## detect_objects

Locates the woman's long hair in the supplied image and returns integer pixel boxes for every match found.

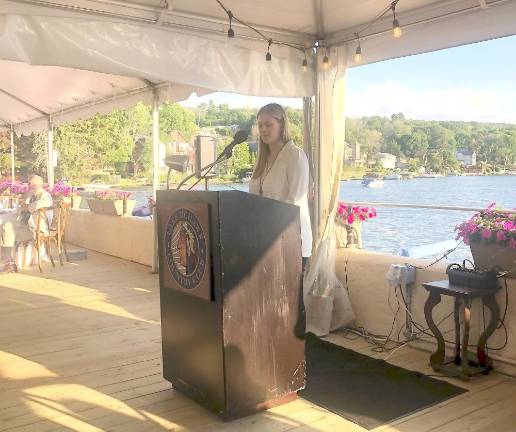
[252,103,291,179]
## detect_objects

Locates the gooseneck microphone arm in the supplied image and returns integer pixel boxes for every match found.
[176,153,229,190]
[175,130,249,191]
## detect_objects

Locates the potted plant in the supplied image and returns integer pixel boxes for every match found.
[335,202,377,248]
[104,191,135,216]
[51,181,82,209]
[0,181,28,208]
[87,190,135,216]
[87,190,107,214]
[455,203,516,275]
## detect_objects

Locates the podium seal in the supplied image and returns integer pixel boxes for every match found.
[165,208,207,290]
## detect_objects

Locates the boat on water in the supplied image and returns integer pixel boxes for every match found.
[417,173,445,178]
[362,178,384,188]
[384,173,402,180]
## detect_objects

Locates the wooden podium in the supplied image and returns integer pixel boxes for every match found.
[156,190,306,419]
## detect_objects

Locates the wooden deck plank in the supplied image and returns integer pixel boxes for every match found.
[1,250,515,432]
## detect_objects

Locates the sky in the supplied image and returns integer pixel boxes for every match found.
[180,34,516,124]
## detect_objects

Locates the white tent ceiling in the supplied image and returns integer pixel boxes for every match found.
[0,59,210,134]
[1,0,515,134]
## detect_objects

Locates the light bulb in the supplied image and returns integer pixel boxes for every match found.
[322,55,330,70]
[265,39,272,62]
[393,18,402,38]
[354,46,362,63]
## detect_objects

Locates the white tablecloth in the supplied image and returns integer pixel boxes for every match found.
[0,209,18,225]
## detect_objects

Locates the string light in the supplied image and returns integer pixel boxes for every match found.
[217,0,310,68]
[217,0,403,69]
[353,33,362,63]
[227,10,234,38]
[350,1,403,65]
[322,48,330,70]
[391,1,402,38]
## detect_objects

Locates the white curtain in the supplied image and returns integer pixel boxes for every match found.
[304,45,355,336]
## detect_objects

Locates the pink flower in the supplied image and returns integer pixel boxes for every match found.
[347,214,355,224]
[352,206,359,214]
[496,231,507,242]
[503,221,515,231]
[481,229,492,239]
[358,214,365,221]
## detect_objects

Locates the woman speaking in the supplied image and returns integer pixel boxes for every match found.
[249,103,312,270]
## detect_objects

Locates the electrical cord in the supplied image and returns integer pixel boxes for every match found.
[339,240,508,359]
[397,281,508,350]
[406,240,463,271]
[485,276,509,351]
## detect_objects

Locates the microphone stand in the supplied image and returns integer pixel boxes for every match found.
[176,151,230,191]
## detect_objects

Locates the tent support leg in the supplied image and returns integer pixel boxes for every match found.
[151,91,160,274]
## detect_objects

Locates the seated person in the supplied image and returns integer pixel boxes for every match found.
[0,175,53,261]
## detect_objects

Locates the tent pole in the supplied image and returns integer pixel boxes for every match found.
[302,97,316,240]
[47,119,55,187]
[151,90,160,274]
[10,127,15,182]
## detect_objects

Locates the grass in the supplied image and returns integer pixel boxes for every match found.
[341,167,366,180]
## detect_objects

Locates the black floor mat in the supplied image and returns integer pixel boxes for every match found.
[300,334,467,430]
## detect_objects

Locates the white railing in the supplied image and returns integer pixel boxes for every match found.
[343,201,514,213]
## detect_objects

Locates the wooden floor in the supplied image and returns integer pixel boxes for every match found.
[1,251,515,432]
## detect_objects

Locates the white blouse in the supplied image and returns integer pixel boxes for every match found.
[249,141,313,258]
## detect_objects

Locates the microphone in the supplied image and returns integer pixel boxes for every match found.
[176,129,249,190]
[218,129,249,160]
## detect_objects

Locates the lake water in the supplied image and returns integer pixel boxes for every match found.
[128,175,515,261]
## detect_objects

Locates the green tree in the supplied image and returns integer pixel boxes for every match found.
[160,102,198,143]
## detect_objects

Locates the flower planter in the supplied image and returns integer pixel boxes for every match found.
[0,195,18,209]
[470,241,516,277]
[102,199,136,216]
[335,202,376,249]
[335,219,362,248]
[87,198,105,214]
[71,195,82,210]
[87,198,135,216]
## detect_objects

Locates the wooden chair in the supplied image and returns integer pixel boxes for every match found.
[30,201,70,272]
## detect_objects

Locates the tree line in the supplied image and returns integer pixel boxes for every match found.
[1,103,514,183]
[346,113,516,172]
